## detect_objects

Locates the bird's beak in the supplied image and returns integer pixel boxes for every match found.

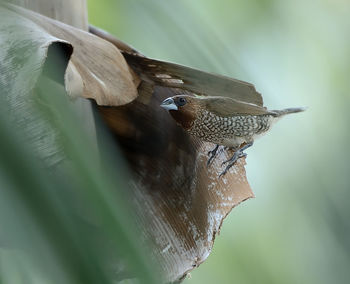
[160,98,178,111]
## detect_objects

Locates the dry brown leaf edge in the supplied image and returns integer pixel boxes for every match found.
[0,4,255,282]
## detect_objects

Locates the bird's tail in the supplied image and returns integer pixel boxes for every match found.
[272,107,306,117]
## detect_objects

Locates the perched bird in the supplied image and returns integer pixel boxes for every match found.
[160,95,304,176]
[120,51,304,176]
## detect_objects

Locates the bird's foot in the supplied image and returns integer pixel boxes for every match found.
[219,142,253,177]
[219,152,247,177]
[207,144,220,167]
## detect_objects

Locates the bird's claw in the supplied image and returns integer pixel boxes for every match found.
[207,144,219,167]
[219,151,247,177]
[219,169,228,178]
[207,156,214,167]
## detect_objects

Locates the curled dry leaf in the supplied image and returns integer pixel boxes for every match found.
[98,85,254,283]
[2,3,138,106]
[122,52,263,106]
[94,30,255,282]
[89,25,141,56]
[89,25,142,88]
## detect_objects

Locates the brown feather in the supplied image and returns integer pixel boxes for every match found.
[168,97,198,129]
[198,96,275,117]
[169,110,195,130]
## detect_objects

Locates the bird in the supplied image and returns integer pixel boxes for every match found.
[160,95,305,176]
[119,51,305,176]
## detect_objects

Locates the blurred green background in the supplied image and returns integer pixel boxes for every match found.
[87,0,350,283]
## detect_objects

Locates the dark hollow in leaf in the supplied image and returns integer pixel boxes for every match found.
[42,42,73,85]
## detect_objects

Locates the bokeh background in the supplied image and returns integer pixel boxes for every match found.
[87,0,350,283]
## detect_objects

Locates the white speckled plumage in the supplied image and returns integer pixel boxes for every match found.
[160,95,304,150]
[188,109,273,148]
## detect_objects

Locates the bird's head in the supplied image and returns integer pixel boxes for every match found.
[160,95,201,129]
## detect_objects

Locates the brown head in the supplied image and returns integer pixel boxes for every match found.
[160,95,202,130]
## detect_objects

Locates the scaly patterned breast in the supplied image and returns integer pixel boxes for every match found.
[188,110,272,144]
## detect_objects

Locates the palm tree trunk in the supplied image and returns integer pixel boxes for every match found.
[8,0,88,30]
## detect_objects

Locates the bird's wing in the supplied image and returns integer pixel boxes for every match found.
[123,52,264,106]
[202,96,275,117]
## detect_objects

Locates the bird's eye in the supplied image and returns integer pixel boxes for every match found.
[178,97,187,106]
